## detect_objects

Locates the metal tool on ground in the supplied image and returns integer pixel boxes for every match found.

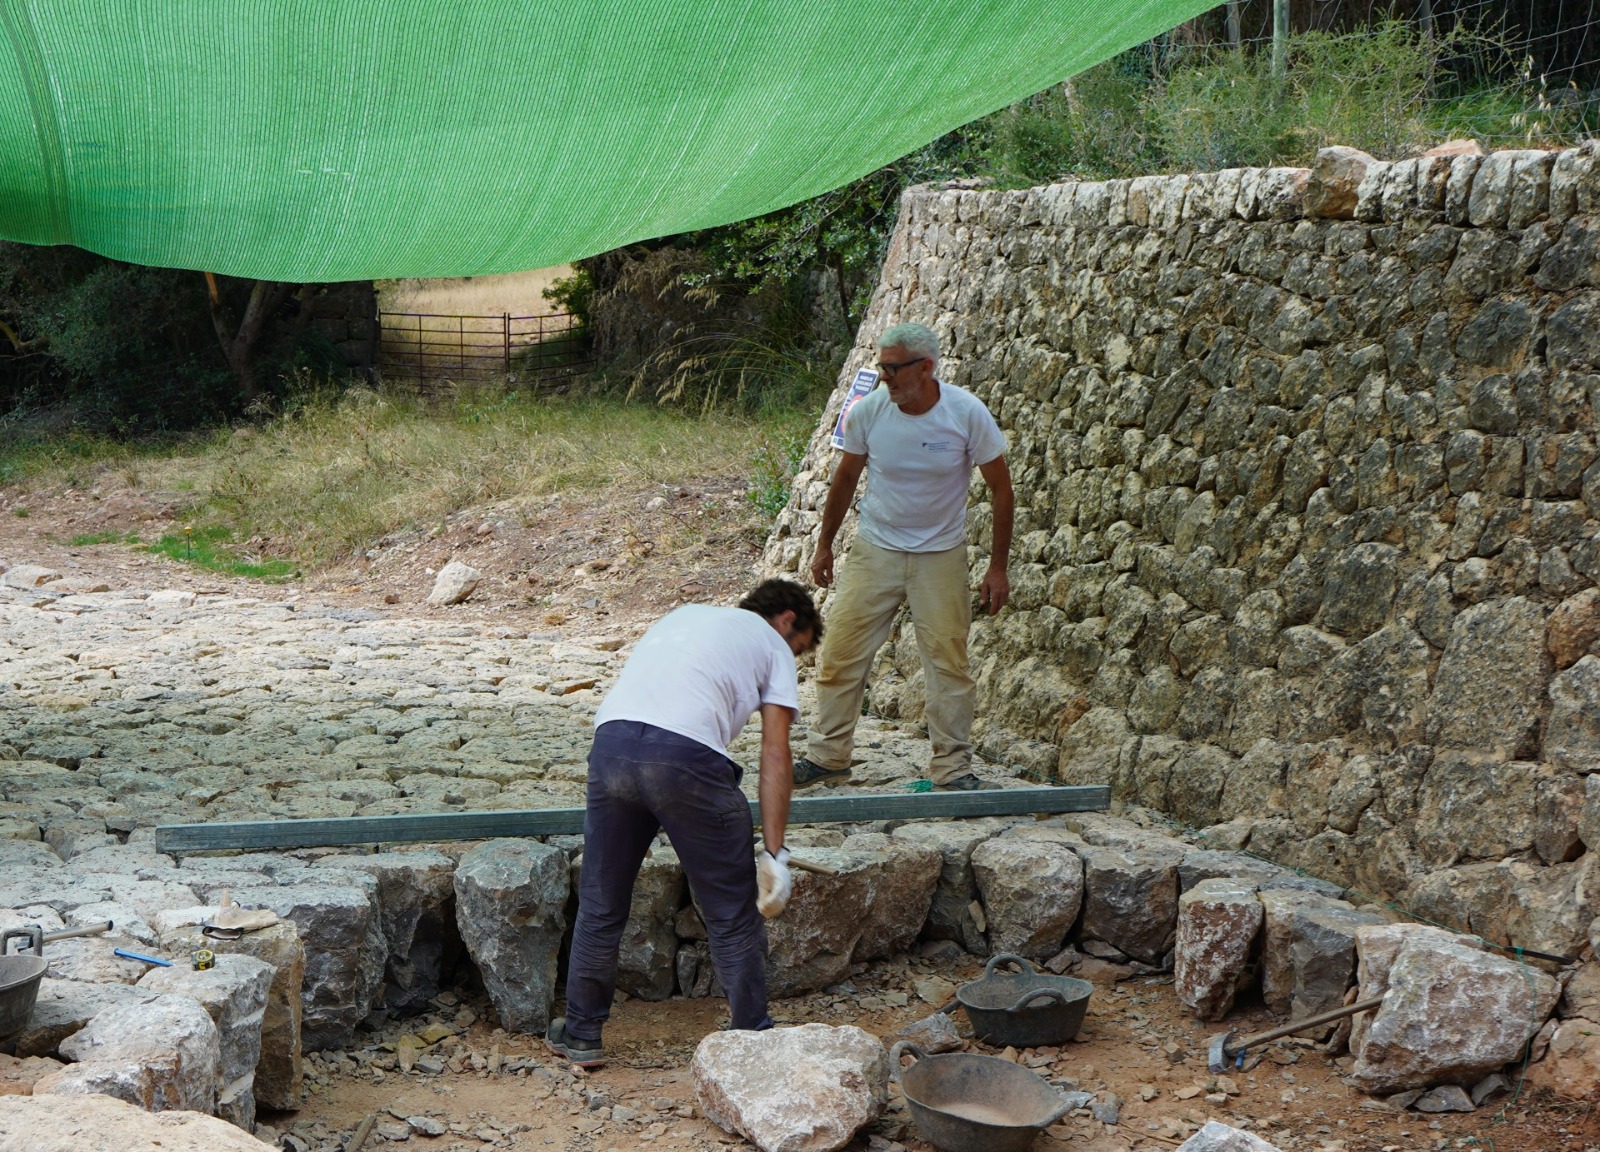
[114,948,173,967]
[193,949,216,971]
[956,953,1094,1048]
[889,1040,1075,1152]
[1207,996,1385,1073]
[36,921,114,943]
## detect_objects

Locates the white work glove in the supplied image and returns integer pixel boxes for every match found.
[757,848,792,920]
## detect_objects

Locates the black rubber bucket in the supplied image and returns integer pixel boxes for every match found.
[955,952,1093,1049]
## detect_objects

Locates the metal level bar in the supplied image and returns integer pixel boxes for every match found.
[154,785,1110,854]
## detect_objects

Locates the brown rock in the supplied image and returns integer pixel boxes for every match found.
[1421,139,1486,158]
[1527,1017,1600,1098]
[1175,879,1262,1021]
[1548,588,1600,670]
[1305,146,1378,220]
[0,1054,64,1096]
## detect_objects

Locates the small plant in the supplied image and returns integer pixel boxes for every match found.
[10,506,28,517]
[747,431,807,521]
[144,524,295,580]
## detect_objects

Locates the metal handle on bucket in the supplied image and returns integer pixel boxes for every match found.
[887,1040,925,1085]
[1006,986,1072,1014]
[0,928,42,958]
[982,952,1039,978]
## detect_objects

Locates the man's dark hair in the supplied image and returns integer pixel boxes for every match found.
[738,578,823,643]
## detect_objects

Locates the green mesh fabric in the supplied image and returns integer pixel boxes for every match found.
[0,1,1206,280]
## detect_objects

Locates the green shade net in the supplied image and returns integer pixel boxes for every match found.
[0,1,1207,281]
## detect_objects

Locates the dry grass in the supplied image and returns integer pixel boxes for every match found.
[111,387,811,567]
[375,268,572,319]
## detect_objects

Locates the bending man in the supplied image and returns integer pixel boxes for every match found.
[795,322,1012,793]
[547,578,820,1067]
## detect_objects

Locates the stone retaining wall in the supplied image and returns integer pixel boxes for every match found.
[763,145,1600,958]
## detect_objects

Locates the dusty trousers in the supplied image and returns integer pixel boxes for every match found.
[805,537,974,785]
[564,720,771,1041]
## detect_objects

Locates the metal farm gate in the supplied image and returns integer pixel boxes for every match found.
[377,311,592,385]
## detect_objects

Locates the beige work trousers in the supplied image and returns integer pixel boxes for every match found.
[806,538,974,785]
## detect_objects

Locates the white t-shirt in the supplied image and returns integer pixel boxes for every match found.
[843,381,1007,553]
[592,604,799,755]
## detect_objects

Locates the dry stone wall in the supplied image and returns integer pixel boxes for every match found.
[764,145,1600,958]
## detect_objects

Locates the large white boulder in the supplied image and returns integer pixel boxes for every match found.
[36,994,221,1114]
[1349,926,1559,1091]
[693,1024,888,1152]
[426,560,482,605]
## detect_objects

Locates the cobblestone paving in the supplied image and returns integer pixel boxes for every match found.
[0,580,985,850]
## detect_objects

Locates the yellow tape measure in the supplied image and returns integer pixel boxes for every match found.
[193,949,215,971]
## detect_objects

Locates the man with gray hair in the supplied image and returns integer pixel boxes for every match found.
[795,321,1013,791]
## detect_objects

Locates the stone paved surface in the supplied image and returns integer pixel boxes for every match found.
[0,578,1011,849]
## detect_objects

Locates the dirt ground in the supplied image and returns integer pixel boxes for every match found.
[3,477,1600,1152]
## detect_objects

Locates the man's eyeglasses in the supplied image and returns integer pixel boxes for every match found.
[876,356,927,377]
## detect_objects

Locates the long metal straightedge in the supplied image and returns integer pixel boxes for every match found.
[154,785,1111,854]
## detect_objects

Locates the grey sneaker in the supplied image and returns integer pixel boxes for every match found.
[545,1017,604,1068]
[935,773,1001,792]
[793,757,853,790]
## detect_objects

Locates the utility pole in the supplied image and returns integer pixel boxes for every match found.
[1272,0,1289,88]
[1226,0,1241,49]
[1418,0,1435,41]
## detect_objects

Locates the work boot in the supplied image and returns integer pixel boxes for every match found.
[793,757,853,790]
[545,1018,604,1068]
[935,773,1001,792]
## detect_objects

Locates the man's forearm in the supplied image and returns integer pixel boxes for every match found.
[989,487,1014,571]
[759,741,790,855]
[817,476,854,550]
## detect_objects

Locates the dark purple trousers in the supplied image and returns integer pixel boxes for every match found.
[563,720,771,1041]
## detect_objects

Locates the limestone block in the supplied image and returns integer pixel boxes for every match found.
[1175,879,1261,1021]
[1547,590,1600,670]
[138,955,273,1087]
[425,560,482,605]
[453,838,568,1033]
[316,849,458,1010]
[764,841,939,997]
[7,978,158,1059]
[1176,1122,1285,1151]
[1288,906,1386,1018]
[838,834,942,962]
[1259,889,1348,1015]
[1535,775,1586,864]
[1429,597,1549,758]
[1549,656,1600,773]
[157,920,303,1110]
[1467,150,1524,228]
[1350,929,1557,1091]
[1549,148,1590,223]
[970,837,1083,962]
[43,994,220,1114]
[231,882,381,1050]
[571,844,683,1001]
[693,1024,888,1152]
[891,819,1004,953]
[1508,150,1556,230]
[0,1093,278,1151]
[1078,845,1179,965]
